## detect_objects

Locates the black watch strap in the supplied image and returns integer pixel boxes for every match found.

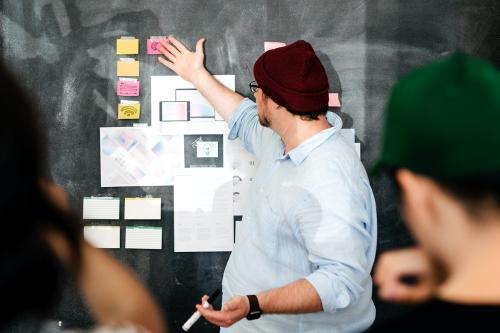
[246,295,262,320]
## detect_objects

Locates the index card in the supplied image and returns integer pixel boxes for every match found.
[124,197,162,220]
[83,197,120,220]
[84,226,120,248]
[125,226,162,249]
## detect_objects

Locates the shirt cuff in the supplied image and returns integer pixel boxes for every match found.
[305,270,351,314]
[228,98,257,140]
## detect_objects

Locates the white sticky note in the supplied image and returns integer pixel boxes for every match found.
[83,197,120,220]
[84,226,120,249]
[125,227,162,249]
[196,141,218,158]
[354,143,361,158]
[340,128,355,144]
[124,198,162,220]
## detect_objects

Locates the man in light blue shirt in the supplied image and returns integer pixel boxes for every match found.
[159,37,377,333]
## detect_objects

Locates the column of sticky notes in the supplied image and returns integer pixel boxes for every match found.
[116,37,141,120]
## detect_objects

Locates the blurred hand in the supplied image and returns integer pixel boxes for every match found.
[196,294,249,328]
[158,36,206,83]
[374,247,443,303]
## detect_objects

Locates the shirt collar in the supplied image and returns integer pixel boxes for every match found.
[278,112,343,166]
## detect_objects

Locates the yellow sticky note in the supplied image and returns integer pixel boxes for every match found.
[117,59,140,77]
[117,38,139,55]
[118,102,141,119]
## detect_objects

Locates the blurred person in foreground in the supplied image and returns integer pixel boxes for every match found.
[0,63,167,333]
[371,53,500,332]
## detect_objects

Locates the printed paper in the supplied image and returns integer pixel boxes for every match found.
[100,127,184,187]
[174,169,234,252]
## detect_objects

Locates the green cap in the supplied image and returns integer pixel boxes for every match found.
[372,53,500,181]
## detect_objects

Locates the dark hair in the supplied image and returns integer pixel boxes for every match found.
[439,179,500,218]
[286,108,328,121]
[389,169,500,219]
[0,63,82,327]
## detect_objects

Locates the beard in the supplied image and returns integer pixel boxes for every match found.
[258,113,270,127]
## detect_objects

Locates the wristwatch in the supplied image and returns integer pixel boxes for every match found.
[246,295,262,320]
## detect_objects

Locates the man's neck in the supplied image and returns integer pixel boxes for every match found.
[437,220,500,304]
[274,116,332,154]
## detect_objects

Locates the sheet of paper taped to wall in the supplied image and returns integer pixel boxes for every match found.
[174,168,234,252]
[100,127,184,187]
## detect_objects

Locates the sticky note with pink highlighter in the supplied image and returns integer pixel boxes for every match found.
[264,41,286,52]
[147,36,168,55]
[328,93,341,107]
[117,78,140,97]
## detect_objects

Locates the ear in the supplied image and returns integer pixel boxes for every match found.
[263,93,280,111]
[396,169,433,222]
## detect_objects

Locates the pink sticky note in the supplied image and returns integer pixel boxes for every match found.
[147,37,168,55]
[117,79,140,97]
[328,93,341,107]
[264,41,286,52]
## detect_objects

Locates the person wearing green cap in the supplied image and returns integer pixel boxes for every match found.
[371,53,500,332]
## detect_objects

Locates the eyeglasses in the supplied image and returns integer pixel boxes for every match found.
[249,81,260,93]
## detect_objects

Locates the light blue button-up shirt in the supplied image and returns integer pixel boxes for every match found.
[221,98,377,333]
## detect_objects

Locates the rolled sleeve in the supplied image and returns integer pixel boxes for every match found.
[294,176,376,313]
[228,98,274,158]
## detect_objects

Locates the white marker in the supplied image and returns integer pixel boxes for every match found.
[182,289,221,331]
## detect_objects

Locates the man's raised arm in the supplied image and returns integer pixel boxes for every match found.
[158,36,244,122]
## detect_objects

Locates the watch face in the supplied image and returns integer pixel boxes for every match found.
[247,311,261,320]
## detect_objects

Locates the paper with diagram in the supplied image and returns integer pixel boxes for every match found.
[151,75,234,135]
[100,127,184,187]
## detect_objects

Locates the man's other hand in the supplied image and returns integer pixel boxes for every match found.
[197,295,250,328]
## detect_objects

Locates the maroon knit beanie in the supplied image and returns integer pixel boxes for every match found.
[253,40,329,113]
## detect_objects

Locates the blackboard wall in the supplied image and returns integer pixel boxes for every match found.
[1,1,499,332]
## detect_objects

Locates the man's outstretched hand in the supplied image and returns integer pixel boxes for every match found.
[158,36,207,83]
